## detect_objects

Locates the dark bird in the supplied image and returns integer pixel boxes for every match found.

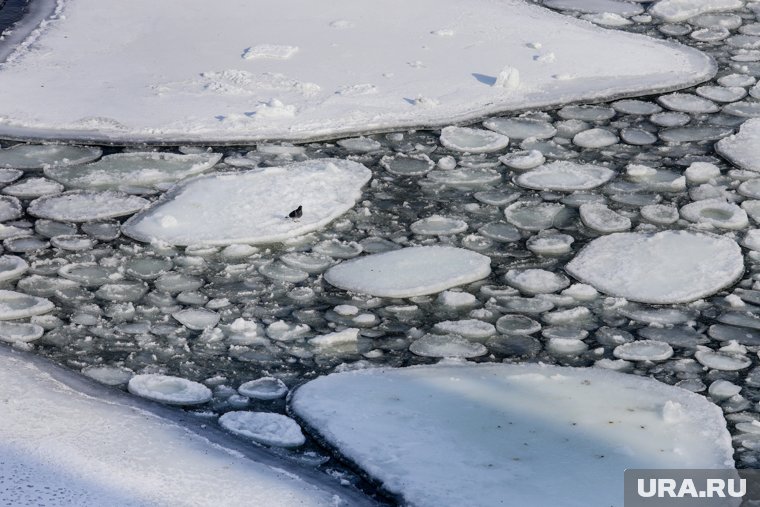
[288,205,303,219]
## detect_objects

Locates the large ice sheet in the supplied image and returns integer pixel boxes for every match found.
[291,363,734,507]
[566,231,743,304]
[123,159,371,246]
[0,347,375,506]
[0,0,714,143]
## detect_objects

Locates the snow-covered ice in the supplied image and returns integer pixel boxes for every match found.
[680,199,749,230]
[408,334,488,358]
[128,374,212,406]
[324,246,491,298]
[0,255,28,282]
[650,0,744,22]
[716,118,760,172]
[219,412,305,448]
[0,290,54,320]
[0,144,101,169]
[566,231,744,304]
[123,159,371,246]
[0,0,715,142]
[45,152,222,190]
[579,203,631,233]
[0,348,368,506]
[505,268,570,294]
[28,191,149,222]
[290,363,734,507]
[614,340,675,361]
[514,161,614,191]
[238,377,289,400]
[439,127,509,153]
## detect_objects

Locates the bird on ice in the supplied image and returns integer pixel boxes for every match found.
[288,205,303,219]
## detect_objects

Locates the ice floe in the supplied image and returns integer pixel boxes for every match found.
[123,159,370,246]
[219,412,305,448]
[291,363,734,507]
[45,152,222,190]
[514,161,614,191]
[566,231,743,304]
[614,340,674,361]
[28,191,149,222]
[650,0,744,22]
[505,268,570,294]
[128,374,212,406]
[0,349,363,506]
[439,127,509,153]
[579,203,631,233]
[716,118,760,172]
[0,290,54,320]
[0,144,101,170]
[680,199,749,229]
[238,377,289,400]
[409,334,488,358]
[324,246,491,297]
[0,0,714,142]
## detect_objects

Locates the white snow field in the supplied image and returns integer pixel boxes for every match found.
[0,0,714,143]
[323,246,492,297]
[0,347,374,506]
[566,231,744,304]
[123,159,371,246]
[290,363,734,507]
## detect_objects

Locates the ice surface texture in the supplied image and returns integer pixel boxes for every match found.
[0,0,714,143]
[123,158,371,246]
[291,363,734,507]
[566,231,743,304]
[324,246,491,297]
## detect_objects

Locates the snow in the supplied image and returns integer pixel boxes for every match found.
[45,152,222,190]
[566,231,744,304]
[290,363,734,507]
[128,374,212,406]
[514,161,614,191]
[123,159,371,246]
[219,412,306,448]
[0,348,368,506]
[0,0,714,143]
[28,191,149,222]
[650,0,744,22]
[716,118,760,172]
[324,246,491,298]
